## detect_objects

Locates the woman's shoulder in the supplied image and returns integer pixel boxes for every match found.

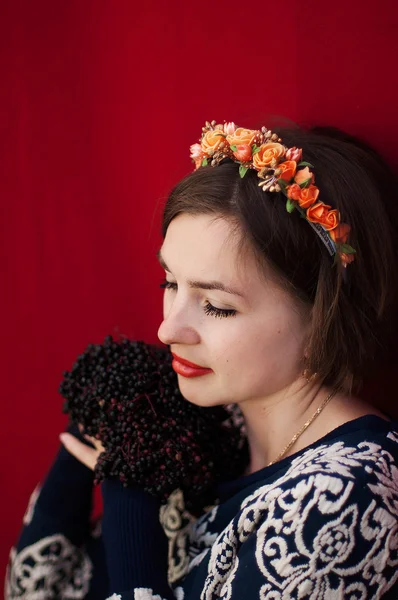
[246,414,398,494]
[159,416,398,597]
[299,412,398,475]
[230,414,398,546]
[194,416,398,599]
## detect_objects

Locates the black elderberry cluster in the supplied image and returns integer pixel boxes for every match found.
[59,336,248,512]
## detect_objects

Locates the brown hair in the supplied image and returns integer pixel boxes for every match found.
[161,125,398,393]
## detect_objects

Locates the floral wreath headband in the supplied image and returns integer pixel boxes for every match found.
[189,121,356,268]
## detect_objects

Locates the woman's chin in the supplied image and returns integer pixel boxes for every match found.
[177,379,224,408]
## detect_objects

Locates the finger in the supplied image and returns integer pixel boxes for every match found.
[76,424,103,451]
[83,433,105,453]
[59,433,100,471]
[83,433,96,446]
[77,423,95,446]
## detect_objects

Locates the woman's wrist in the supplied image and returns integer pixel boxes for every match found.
[101,479,169,592]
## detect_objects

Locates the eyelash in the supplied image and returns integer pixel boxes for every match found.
[159,279,237,319]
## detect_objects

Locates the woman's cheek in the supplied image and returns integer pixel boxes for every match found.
[211,329,243,364]
[162,294,168,319]
[163,291,176,319]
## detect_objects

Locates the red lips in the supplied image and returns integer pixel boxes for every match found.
[171,352,213,378]
[171,352,207,369]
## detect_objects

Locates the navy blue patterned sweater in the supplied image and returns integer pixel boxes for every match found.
[6,416,398,599]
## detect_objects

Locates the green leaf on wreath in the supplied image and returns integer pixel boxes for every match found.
[299,178,312,188]
[252,145,261,154]
[230,145,237,151]
[202,158,208,167]
[286,198,296,213]
[239,165,249,178]
[339,243,356,254]
[298,161,314,168]
[277,178,288,196]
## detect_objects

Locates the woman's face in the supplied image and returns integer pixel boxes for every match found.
[157,213,309,407]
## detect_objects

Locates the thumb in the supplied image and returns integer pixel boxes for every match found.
[59,432,100,471]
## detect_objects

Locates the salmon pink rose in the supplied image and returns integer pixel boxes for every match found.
[330,223,351,244]
[233,144,252,162]
[286,183,302,200]
[286,147,302,162]
[307,203,339,230]
[294,166,314,186]
[190,143,205,161]
[223,122,236,135]
[277,160,297,182]
[253,142,286,170]
[297,185,319,209]
[226,127,259,147]
[201,130,226,155]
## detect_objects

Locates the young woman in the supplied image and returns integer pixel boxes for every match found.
[7,121,398,599]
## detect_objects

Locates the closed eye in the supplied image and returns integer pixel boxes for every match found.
[159,279,237,319]
[159,280,178,291]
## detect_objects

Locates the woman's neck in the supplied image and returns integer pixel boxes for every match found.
[239,379,385,476]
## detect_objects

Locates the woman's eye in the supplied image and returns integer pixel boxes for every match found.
[203,302,237,319]
[159,280,177,291]
[159,279,237,319]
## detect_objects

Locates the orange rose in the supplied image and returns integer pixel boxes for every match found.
[253,143,286,170]
[297,185,319,209]
[226,127,259,146]
[307,203,340,230]
[195,158,203,169]
[339,252,355,267]
[201,130,226,155]
[294,166,314,186]
[277,160,297,182]
[322,209,340,230]
[286,183,301,200]
[330,223,351,244]
[233,144,252,162]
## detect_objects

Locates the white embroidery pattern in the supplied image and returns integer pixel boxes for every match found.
[387,430,398,445]
[131,586,184,600]
[160,489,217,584]
[6,534,92,599]
[22,484,41,526]
[133,589,168,600]
[160,489,197,584]
[174,587,185,600]
[199,440,398,599]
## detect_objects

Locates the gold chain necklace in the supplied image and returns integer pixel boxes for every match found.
[267,389,337,467]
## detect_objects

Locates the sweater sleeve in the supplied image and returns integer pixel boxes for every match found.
[16,423,95,550]
[5,424,101,600]
[101,479,176,600]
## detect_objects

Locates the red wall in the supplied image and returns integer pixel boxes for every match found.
[1,0,398,584]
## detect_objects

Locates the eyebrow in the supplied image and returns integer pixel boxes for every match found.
[156,249,246,298]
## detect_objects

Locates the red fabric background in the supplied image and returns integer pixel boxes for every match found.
[1,0,398,585]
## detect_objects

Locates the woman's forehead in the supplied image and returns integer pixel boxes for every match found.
[161,214,247,271]
[160,214,281,294]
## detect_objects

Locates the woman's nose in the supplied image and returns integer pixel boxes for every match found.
[157,300,200,347]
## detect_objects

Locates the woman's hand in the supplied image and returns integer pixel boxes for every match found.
[60,427,105,471]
